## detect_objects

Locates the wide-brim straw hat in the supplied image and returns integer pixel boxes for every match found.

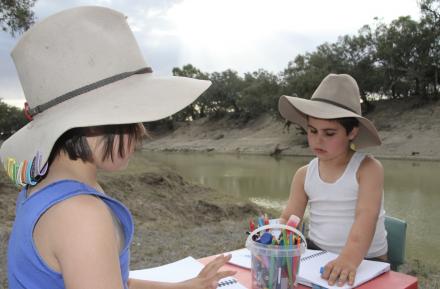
[0,6,211,186]
[278,74,381,149]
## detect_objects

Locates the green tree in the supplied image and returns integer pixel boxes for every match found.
[239,69,281,118]
[0,0,37,36]
[0,99,27,139]
[336,26,382,111]
[419,0,440,99]
[208,69,244,117]
[172,64,210,121]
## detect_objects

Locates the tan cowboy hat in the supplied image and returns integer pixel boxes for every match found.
[0,6,211,186]
[278,73,381,149]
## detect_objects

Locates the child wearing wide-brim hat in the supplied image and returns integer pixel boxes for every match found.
[0,6,235,289]
[278,74,388,287]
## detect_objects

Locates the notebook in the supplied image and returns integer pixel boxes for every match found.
[129,256,246,289]
[227,248,390,289]
[299,250,390,289]
[227,248,252,269]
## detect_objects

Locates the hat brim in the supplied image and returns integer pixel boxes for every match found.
[278,95,381,149]
[1,74,211,178]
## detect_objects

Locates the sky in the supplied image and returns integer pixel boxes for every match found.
[0,0,421,108]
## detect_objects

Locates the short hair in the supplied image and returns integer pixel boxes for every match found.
[334,117,359,134]
[48,123,146,165]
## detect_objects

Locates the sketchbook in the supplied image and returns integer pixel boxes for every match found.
[227,248,390,288]
[227,248,253,269]
[129,256,246,289]
[297,249,390,289]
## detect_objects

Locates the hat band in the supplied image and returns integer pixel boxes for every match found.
[311,97,358,114]
[29,67,153,117]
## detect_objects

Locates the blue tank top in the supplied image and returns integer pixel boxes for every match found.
[7,180,134,289]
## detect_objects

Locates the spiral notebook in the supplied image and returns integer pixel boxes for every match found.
[129,256,246,289]
[298,250,390,289]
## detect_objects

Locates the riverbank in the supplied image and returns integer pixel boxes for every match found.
[143,98,440,161]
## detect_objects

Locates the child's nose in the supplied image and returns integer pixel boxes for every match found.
[316,133,325,144]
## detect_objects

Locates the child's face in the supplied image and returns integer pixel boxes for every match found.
[87,133,135,171]
[306,117,358,160]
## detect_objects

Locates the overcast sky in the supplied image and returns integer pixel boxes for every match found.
[0,0,421,108]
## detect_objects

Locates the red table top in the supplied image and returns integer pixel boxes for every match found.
[199,255,418,289]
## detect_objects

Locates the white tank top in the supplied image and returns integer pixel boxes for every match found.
[305,152,388,258]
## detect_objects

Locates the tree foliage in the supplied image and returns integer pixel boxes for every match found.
[0,99,27,139]
[0,0,37,36]
[164,1,439,127]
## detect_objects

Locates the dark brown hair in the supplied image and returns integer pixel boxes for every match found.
[48,123,146,165]
[334,117,359,134]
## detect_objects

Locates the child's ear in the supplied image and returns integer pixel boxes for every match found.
[349,126,360,141]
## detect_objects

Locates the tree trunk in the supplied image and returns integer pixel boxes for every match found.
[360,89,374,113]
[435,66,439,100]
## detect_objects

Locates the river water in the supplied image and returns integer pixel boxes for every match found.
[137,151,440,268]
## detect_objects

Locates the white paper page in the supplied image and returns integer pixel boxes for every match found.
[130,256,202,282]
[227,248,251,269]
[129,256,247,289]
[298,250,390,289]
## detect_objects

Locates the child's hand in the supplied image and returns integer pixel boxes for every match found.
[180,255,236,289]
[321,255,358,287]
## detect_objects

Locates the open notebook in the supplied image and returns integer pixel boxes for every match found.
[129,256,246,289]
[298,250,390,289]
[227,248,390,289]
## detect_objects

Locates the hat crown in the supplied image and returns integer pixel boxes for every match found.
[311,74,361,115]
[11,6,147,108]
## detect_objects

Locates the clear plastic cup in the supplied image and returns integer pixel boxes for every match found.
[246,224,307,289]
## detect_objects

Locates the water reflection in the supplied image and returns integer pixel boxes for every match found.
[135,151,440,267]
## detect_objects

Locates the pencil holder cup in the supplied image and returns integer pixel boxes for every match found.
[246,224,307,289]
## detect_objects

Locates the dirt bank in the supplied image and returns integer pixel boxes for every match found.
[143,98,440,161]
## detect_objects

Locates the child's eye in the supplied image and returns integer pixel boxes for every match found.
[308,128,317,134]
[325,132,335,137]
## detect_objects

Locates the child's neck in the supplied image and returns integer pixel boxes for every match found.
[318,150,355,183]
[320,149,354,166]
[28,153,99,196]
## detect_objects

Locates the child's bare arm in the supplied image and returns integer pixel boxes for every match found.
[322,156,384,286]
[280,165,309,223]
[50,195,126,289]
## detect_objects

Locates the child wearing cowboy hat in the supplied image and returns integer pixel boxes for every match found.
[0,6,236,289]
[278,74,388,287]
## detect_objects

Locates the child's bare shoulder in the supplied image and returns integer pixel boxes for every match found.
[359,154,384,177]
[294,165,309,180]
[361,154,383,168]
[41,194,114,232]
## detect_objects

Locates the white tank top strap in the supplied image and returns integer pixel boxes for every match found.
[304,157,318,188]
[344,152,368,182]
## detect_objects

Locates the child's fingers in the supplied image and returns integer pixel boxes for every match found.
[337,269,350,286]
[327,266,342,286]
[215,270,237,280]
[199,255,231,277]
[348,271,356,285]
[321,262,333,280]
